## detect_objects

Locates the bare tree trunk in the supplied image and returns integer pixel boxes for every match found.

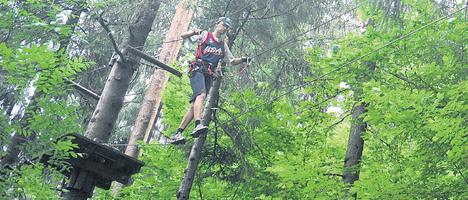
[343,102,366,183]
[177,77,221,200]
[176,10,251,199]
[111,2,194,195]
[343,62,376,198]
[84,0,161,143]
[124,0,196,158]
[58,1,161,198]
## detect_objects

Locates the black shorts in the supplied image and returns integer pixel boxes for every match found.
[189,70,212,103]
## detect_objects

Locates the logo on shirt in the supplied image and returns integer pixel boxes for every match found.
[203,46,223,56]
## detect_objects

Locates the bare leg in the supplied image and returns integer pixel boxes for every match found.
[178,103,195,129]
[193,93,206,122]
[170,104,193,144]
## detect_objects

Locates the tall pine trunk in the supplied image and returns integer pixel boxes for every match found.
[60,1,161,198]
[124,0,196,158]
[84,0,161,143]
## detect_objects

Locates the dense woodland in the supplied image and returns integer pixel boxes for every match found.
[0,0,467,199]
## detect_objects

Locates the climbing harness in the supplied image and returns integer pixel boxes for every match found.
[189,59,215,76]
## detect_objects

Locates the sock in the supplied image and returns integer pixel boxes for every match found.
[177,128,184,133]
[195,120,201,126]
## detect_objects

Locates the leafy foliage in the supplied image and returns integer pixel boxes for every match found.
[1,0,466,199]
[0,0,92,198]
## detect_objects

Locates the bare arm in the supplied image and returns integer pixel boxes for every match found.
[180,28,202,39]
[224,42,249,65]
[216,41,250,77]
[230,57,245,65]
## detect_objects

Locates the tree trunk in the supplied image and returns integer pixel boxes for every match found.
[343,102,366,184]
[177,76,221,200]
[343,62,376,198]
[176,10,251,199]
[84,0,161,143]
[111,1,194,196]
[60,0,161,198]
[124,0,196,158]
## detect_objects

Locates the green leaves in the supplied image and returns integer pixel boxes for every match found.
[101,144,188,199]
[1,42,91,95]
[11,164,59,200]
[162,61,192,136]
[1,0,463,199]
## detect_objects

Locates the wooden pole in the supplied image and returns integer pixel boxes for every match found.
[80,0,161,198]
[123,0,195,158]
[176,9,252,198]
[176,76,221,200]
[127,46,182,77]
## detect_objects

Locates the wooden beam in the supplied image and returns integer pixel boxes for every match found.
[127,46,182,77]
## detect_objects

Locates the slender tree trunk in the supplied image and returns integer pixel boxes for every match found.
[177,76,221,200]
[343,62,376,198]
[112,1,193,196]
[124,0,196,158]
[343,102,366,184]
[176,11,251,198]
[84,0,161,143]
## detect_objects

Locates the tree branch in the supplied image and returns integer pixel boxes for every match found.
[325,112,351,132]
[387,71,422,89]
[248,1,306,21]
[413,72,438,92]
[64,77,100,100]
[323,173,343,178]
[96,12,124,61]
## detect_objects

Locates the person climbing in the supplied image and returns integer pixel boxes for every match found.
[170,17,250,144]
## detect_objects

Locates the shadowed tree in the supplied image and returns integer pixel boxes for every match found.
[84,0,161,143]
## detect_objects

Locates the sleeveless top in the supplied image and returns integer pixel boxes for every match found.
[195,32,225,65]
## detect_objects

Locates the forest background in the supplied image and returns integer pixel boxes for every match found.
[0,0,466,199]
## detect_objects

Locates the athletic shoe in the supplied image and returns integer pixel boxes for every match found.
[169,131,186,145]
[191,124,208,138]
